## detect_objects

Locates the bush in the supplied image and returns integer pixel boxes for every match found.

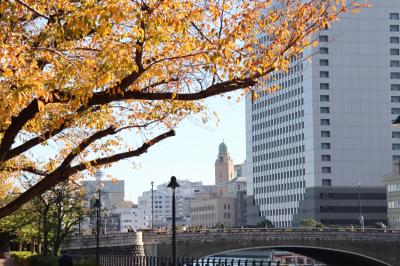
[10,252,58,266]
[10,251,35,266]
[74,257,96,266]
[27,255,58,266]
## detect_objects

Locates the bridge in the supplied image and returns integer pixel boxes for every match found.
[61,228,400,266]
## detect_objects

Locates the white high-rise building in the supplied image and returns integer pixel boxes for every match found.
[137,180,214,226]
[246,1,400,227]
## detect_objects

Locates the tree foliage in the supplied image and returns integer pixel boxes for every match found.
[0,0,368,218]
[0,178,86,255]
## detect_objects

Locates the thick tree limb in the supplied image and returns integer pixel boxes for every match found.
[0,99,40,162]
[0,129,175,219]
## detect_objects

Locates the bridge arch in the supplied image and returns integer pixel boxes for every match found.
[206,246,391,266]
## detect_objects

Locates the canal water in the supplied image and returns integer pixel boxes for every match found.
[206,248,326,266]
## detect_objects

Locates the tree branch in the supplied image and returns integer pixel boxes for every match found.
[0,99,40,162]
[0,129,175,219]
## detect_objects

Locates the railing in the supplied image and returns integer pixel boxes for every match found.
[70,255,292,266]
[150,227,399,235]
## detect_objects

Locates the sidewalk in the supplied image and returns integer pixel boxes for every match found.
[0,258,16,266]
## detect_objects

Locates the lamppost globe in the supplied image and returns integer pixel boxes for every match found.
[167,176,180,190]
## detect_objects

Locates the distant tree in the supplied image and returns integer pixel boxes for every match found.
[256,219,274,228]
[0,0,369,219]
[299,219,324,228]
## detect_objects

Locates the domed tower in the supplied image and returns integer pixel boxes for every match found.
[215,141,234,185]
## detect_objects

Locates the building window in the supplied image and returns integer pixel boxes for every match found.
[391,72,400,79]
[320,95,330,102]
[391,60,400,67]
[390,13,400,20]
[322,167,331,173]
[391,37,400,44]
[321,131,330,138]
[321,143,331,149]
[319,35,329,42]
[321,155,331,161]
[321,119,330,125]
[392,132,400,138]
[322,179,332,186]
[392,144,400,150]
[319,59,329,66]
[319,47,329,54]
[392,96,400,103]
[320,83,330,90]
[320,107,330,113]
[391,49,400,55]
[392,108,400,115]
[390,25,400,32]
[392,84,400,91]
[320,71,329,78]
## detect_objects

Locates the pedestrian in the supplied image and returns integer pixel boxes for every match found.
[59,255,73,266]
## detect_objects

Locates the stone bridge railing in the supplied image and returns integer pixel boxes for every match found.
[62,228,400,265]
[147,227,400,244]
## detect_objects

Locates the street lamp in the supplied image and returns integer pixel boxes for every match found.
[357,181,364,231]
[167,176,180,265]
[93,189,101,266]
[151,181,154,230]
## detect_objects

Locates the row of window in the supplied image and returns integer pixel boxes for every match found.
[388,200,400,209]
[320,206,386,213]
[253,133,304,153]
[318,41,333,177]
[387,183,400,192]
[254,157,306,173]
[257,193,304,206]
[252,99,304,121]
[255,181,306,193]
[254,145,305,162]
[191,205,214,212]
[267,64,304,83]
[254,168,306,182]
[253,113,304,138]
[252,87,304,110]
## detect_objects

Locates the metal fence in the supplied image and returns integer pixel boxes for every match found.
[71,255,287,266]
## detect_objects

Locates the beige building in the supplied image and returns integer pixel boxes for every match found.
[384,161,400,229]
[190,197,236,227]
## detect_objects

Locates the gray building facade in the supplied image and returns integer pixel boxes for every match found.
[293,186,387,227]
[383,160,400,229]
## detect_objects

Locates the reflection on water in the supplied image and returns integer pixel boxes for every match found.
[206,248,326,266]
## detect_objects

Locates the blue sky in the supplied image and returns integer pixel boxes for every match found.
[103,94,246,203]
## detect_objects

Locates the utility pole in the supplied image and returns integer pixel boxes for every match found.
[151,181,154,230]
[95,188,101,266]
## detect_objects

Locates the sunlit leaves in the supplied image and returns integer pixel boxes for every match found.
[0,0,367,207]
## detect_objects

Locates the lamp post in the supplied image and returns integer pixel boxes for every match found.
[151,181,154,230]
[357,181,364,231]
[167,176,180,266]
[94,189,101,266]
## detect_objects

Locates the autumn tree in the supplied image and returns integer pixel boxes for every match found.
[0,0,368,218]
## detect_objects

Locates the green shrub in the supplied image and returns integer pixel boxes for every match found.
[9,253,58,266]
[27,255,58,266]
[74,257,96,266]
[10,251,35,266]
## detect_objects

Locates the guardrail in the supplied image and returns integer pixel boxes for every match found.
[148,227,398,235]
[70,255,297,266]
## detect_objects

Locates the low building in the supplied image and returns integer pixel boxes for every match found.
[190,197,236,228]
[245,195,263,226]
[293,186,387,227]
[384,161,400,229]
[111,208,149,232]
